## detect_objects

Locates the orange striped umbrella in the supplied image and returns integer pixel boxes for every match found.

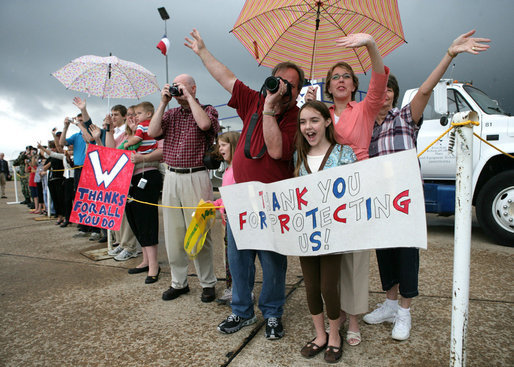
[231,0,406,80]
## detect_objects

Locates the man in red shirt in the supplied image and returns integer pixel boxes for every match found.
[149,73,220,304]
[185,28,304,340]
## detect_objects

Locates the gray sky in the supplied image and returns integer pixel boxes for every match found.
[1,0,512,159]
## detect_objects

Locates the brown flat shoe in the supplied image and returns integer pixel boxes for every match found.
[324,339,343,364]
[300,333,328,359]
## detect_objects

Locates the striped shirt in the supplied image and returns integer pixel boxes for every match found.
[135,119,158,154]
[369,103,423,158]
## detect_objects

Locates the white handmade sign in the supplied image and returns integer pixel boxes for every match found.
[220,149,427,256]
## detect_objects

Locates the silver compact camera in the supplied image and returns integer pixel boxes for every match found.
[137,178,147,189]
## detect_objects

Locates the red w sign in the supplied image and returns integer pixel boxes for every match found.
[70,145,134,230]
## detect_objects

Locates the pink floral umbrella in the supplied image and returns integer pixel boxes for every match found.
[52,55,160,99]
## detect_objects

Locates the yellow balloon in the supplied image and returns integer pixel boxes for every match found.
[184,199,216,259]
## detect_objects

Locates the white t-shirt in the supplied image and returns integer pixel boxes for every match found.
[113,124,126,140]
[306,154,324,173]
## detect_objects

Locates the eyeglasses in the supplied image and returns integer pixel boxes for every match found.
[331,73,352,81]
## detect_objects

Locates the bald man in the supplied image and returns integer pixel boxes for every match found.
[149,74,220,303]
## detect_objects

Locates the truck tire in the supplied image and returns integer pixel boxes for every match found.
[475,170,514,247]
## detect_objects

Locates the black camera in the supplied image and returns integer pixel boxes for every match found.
[264,76,292,98]
[169,83,183,97]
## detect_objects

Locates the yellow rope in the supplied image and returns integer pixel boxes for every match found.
[49,165,83,172]
[127,196,224,210]
[417,120,480,158]
[417,125,454,158]
[452,121,480,127]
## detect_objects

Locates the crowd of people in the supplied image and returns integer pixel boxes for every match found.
[5,28,489,364]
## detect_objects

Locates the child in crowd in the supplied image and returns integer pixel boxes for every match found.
[211,131,241,305]
[122,102,158,154]
[28,153,40,214]
[294,101,356,364]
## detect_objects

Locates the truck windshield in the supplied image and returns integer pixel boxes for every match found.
[463,85,507,115]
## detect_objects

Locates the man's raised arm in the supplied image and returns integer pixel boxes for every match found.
[73,97,91,122]
[59,117,71,147]
[185,28,237,95]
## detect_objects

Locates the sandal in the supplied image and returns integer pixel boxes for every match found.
[346,330,361,346]
[324,339,343,363]
[300,332,328,359]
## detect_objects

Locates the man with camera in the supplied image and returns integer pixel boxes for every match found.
[185,28,304,340]
[148,73,220,303]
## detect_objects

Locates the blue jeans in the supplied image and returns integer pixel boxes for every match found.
[226,221,287,319]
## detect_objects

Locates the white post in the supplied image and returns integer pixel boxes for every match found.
[107,229,112,251]
[7,167,21,205]
[449,111,478,367]
[46,183,51,218]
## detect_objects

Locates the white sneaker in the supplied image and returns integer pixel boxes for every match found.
[220,288,232,301]
[392,308,411,340]
[107,246,124,257]
[89,232,101,241]
[363,301,398,324]
[217,288,232,304]
[114,249,138,261]
[73,231,89,238]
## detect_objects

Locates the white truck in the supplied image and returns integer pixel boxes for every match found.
[402,79,514,246]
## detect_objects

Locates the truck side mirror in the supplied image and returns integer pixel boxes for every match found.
[440,115,449,126]
[433,81,448,115]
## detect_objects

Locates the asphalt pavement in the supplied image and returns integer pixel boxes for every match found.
[0,181,512,367]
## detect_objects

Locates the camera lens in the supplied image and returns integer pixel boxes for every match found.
[264,76,280,93]
[264,76,292,98]
[169,84,183,97]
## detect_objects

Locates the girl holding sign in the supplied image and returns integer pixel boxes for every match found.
[294,101,356,363]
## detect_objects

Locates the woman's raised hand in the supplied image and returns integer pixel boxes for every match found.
[448,29,490,56]
[335,33,374,49]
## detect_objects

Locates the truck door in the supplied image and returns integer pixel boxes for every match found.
[417,88,479,180]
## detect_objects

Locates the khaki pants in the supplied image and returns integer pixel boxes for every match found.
[115,212,138,252]
[162,169,216,289]
[0,173,5,196]
[340,251,370,315]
